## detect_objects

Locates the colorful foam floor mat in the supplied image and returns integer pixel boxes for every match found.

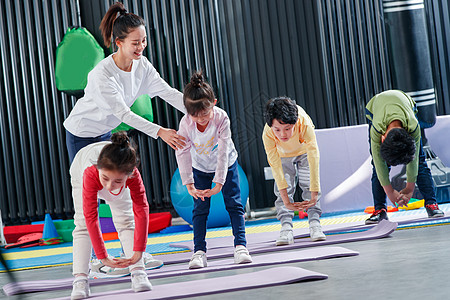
[1,203,449,272]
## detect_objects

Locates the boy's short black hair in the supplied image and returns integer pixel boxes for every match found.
[264,97,298,127]
[380,128,416,166]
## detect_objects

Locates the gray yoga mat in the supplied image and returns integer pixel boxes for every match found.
[51,266,328,300]
[3,246,354,296]
[162,219,397,264]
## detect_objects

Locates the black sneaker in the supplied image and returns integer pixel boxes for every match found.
[365,209,388,225]
[425,203,444,218]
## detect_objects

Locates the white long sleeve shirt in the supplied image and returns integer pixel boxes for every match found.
[175,107,238,185]
[64,54,186,138]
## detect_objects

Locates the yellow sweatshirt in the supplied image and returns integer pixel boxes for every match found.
[262,105,320,191]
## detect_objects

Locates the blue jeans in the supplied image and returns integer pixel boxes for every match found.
[66,130,112,164]
[192,161,247,252]
[368,124,436,210]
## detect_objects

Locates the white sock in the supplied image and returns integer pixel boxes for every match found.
[309,220,320,228]
[281,222,293,231]
[131,269,146,276]
[73,275,88,283]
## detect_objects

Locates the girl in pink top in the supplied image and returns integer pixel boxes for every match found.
[70,132,151,299]
[175,71,252,269]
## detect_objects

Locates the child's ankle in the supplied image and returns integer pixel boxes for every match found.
[281,222,293,231]
[309,220,320,227]
[130,267,144,275]
[73,273,88,282]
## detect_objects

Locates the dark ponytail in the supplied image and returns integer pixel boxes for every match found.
[97,132,139,174]
[99,2,145,48]
[183,71,215,116]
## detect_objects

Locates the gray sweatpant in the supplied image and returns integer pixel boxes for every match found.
[274,153,322,229]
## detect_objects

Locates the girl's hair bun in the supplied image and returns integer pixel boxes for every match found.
[97,131,138,174]
[190,71,204,88]
[110,131,130,147]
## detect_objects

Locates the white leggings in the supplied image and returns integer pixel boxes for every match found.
[70,164,144,275]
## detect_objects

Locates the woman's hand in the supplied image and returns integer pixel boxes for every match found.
[157,127,186,150]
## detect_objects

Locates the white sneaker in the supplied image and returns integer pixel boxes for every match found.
[189,250,207,269]
[234,245,252,264]
[71,277,90,300]
[276,230,294,246]
[131,270,152,292]
[310,226,326,241]
[143,252,164,269]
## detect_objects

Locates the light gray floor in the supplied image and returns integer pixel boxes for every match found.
[1,224,449,300]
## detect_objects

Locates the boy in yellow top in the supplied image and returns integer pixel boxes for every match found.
[262,97,326,245]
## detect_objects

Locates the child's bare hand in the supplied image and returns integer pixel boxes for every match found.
[102,251,142,268]
[298,192,319,210]
[298,199,318,210]
[284,201,305,211]
[103,251,143,269]
[396,194,410,208]
[126,251,144,265]
[386,189,407,208]
[398,187,413,207]
[187,184,204,200]
[101,256,128,269]
[201,184,223,198]
[111,257,132,268]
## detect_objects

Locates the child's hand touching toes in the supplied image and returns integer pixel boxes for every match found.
[101,256,128,269]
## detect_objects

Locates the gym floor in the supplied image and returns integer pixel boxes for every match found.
[1,222,449,300]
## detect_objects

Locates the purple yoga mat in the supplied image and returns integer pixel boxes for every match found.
[160,219,397,265]
[2,246,355,296]
[170,221,375,251]
[170,213,445,252]
[5,221,390,295]
[51,266,328,300]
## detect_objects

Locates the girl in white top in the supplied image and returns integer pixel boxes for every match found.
[64,2,185,163]
[175,71,252,269]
